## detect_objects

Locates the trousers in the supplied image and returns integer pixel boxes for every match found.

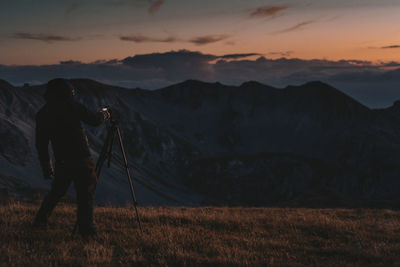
[34,157,98,235]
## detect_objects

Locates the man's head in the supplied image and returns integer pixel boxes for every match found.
[44,78,75,102]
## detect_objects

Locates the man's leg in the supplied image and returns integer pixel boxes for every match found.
[74,158,97,237]
[33,172,72,227]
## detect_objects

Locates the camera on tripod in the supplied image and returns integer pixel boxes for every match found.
[101,107,112,121]
[73,105,143,234]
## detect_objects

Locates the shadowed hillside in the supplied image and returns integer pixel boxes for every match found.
[0,202,399,266]
[1,79,400,206]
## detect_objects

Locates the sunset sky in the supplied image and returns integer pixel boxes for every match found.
[1,0,400,65]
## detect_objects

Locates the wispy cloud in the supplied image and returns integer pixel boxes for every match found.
[120,33,230,45]
[381,45,400,49]
[274,20,315,34]
[250,5,289,18]
[65,2,82,15]
[189,34,231,45]
[149,0,164,14]
[10,32,82,43]
[267,51,294,57]
[120,34,178,43]
[219,53,262,59]
[103,0,144,6]
[103,0,164,14]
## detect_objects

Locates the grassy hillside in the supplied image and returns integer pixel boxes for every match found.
[0,203,399,266]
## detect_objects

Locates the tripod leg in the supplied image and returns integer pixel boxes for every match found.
[116,126,143,233]
[95,127,114,177]
[106,130,115,168]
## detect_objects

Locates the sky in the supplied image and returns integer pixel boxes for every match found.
[1,0,400,108]
[1,0,400,65]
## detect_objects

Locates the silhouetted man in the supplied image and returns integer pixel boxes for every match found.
[33,78,109,238]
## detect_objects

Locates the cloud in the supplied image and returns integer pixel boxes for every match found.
[274,20,315,34]
[60,60,83,65]
[120,34,178,43]
[381,45,400,49]
[65,2,82,15]
[249,5,289,18]
[103,0,146,6]
[149,0,164,14]
[120,33,230,45]
[189,34,231,45]
[219,53,262,59]
[10,32,82,43]
[384,61,400,67]
[121,50,217,81]
[267,51,294,57]
[103,0,163,14]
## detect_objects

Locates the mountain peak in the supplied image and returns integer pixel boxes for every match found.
[69,78,108,87]
[393,100,400,108]
[0,79,14,89]
[286,81,343,94]
[285,81,334,91]
[285,80,370,120]
[177,79,212,87]
[240,81,268,88]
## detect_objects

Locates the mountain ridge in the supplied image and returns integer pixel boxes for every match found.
[1,78,400,207]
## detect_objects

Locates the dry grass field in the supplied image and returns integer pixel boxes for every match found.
[0,202,399,266]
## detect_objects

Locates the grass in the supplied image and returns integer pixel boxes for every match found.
[0,202,399,266]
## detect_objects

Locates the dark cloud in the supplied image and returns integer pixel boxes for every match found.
[381,45,400,49]
[10,32,82,43]
[267,51,294,57]
[219,53,262,59]
[189,34,231,45]
[120,34,178,43]
[60,60,83,65]
[384,61,400,67]
[120,33,230,45]
[149,0,164,14]
[249,6,289,18]
[91,59,120,64]
[274,20,315,34]
[121,50,217,83]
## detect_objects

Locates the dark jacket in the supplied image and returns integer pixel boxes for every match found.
[36,98,104,172]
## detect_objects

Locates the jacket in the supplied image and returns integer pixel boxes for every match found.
[35,98,104,173]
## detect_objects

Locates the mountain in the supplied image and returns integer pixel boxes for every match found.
[1,79,400,207]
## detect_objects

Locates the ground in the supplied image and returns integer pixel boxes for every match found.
[0,202,399,266]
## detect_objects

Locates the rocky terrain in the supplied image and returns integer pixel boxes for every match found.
[1,78,400,207]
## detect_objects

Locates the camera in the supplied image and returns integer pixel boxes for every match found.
[101,107,112,120]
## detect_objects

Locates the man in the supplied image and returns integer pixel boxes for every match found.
[33,78,109,238]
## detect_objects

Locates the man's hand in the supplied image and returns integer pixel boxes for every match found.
[43,167,55,180]
[39,160,54,180]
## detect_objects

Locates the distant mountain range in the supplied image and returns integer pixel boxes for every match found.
[1,78,400,207]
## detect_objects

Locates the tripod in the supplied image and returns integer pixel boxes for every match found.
[73,118,143,234]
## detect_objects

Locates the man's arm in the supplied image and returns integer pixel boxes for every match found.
[76,103,109,126]
[35,113,54,180]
